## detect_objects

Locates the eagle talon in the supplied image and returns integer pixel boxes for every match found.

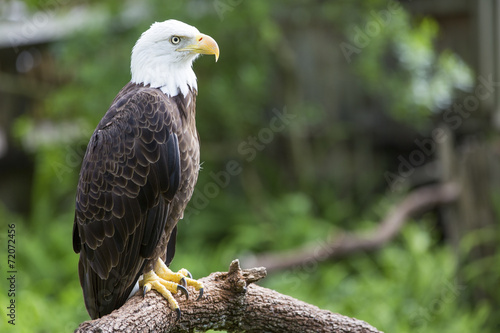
[178,284,189,300]
[138,261,203,319]
[177,268,192,279]
[197,288,204,301]
[143,283,152,297]
[175,308,181,322]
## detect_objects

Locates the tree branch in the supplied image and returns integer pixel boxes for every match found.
[243,182,460,273]
[75,260,382,333]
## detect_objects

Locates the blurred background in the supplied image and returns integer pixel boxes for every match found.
[0,0,499,332]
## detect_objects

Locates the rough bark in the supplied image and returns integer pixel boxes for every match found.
[75,260,382,333]
[244,182,460,273]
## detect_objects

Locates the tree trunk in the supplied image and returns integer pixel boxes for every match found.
[75,260,382,333]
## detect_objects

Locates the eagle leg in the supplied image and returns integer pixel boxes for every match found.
[139,258,204,318]
[154,258,204,298]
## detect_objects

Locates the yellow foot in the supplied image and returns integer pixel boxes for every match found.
[139,258,204,320]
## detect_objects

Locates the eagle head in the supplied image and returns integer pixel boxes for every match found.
[131,19,219,97]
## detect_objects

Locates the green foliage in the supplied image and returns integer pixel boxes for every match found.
[264,223,490,333]
[338,0,474,125]
[0,206,87,332]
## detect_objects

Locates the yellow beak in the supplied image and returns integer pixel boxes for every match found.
[177,33,220,62]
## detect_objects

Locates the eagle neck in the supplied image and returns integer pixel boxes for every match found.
[130,53,198,98]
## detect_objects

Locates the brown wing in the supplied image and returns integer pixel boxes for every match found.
[72,86,181,319]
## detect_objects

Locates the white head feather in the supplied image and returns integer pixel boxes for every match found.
[130,20,218,97]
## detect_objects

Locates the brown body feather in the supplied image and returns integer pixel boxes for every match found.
[73,82,199,319]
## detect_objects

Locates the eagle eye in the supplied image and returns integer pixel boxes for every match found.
[171,36,181,44]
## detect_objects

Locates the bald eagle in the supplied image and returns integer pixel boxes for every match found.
[72,20,219,320]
